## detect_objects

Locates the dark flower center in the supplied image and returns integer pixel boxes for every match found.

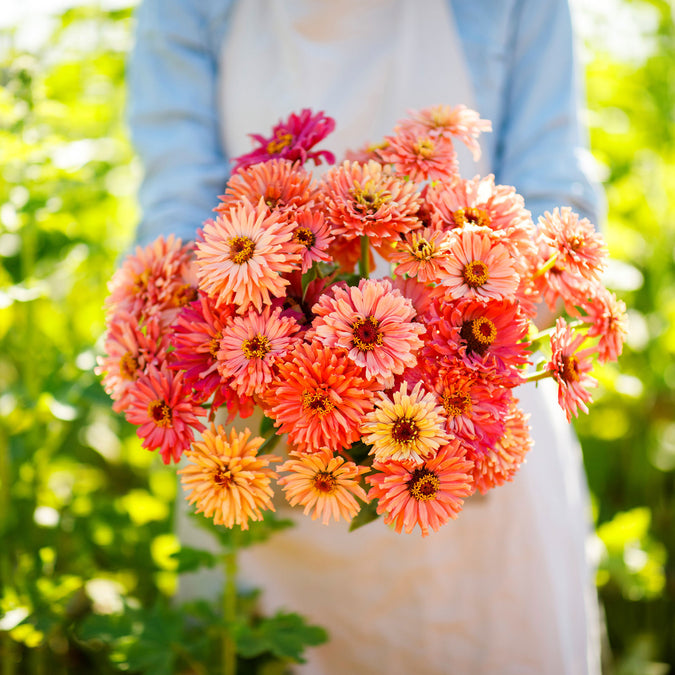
[229,236,256,264]
[352,316,383,352]
[391,417,420,445]
[313,471,338,494]
[148,400,173,428]
[242,334,271,360]
[460,316,497,356]
[408,468,440,502]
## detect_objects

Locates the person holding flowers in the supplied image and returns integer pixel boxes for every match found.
[109,0,621,672]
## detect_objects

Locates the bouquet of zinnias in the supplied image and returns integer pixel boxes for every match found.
[97,106,627,537]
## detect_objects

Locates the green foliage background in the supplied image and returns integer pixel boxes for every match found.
[0,1,673,673]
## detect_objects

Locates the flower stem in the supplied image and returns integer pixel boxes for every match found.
[525,369,553,384]
[222,532,238,675]
[533,252,558,279]
[358,236,370,279]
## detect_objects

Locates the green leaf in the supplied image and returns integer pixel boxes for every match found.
[170,546,219,573]
[348,498,380,532]
[258,612,328,663]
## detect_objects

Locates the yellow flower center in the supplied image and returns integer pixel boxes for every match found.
[413,238,433,260]
[266,131,293,154]
[442,391,472,417]
[408,468,440,502]
[391,417,420,445]
[208,332,222,359]
[352,316,383,352]
[460,316,497,356]
[214,468,233,488]
[452,207,489,229]
[293,226,316,248]
[413,137,435,159]
[242,334,271,360]
[462,260,489,287]
[352,180,392,215]
[148,400,173,428]
[562,355,580,382]
[312,471,338,494]
[229,236,256,264]
[302,390,335,417]
[173,283,198,307]
[119,351,139,380]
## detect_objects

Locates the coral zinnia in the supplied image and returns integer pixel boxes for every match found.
[124,364,206,464]
[361,381,449,465]
[178,425,280,529]
[216,305,300,397]
[320,160,421,248]
[277,448,369,525]
[263,342,380,454]
[366,440,474,537]
[311,278,425,387]
[581,287,628,363]
[547,318,598,422]
[390,226,453,283]
[195,198,299,313]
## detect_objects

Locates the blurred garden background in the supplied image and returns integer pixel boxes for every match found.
[0,0,674,672]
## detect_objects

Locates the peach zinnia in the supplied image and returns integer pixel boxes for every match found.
[390,227,453,283]
[179,425,280,529]
[195,198,299,313]
[361,381,449,466]
[263,342,380,454]
[311,278,425,387]
[366,440,474,537]
[277,449,369,525]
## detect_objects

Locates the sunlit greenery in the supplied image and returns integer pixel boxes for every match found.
[0,1,673,673]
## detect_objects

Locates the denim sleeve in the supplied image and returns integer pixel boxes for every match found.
[495,0,605,225]
[127,0,230,247]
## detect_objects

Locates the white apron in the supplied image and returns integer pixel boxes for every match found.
[177,2,602,673]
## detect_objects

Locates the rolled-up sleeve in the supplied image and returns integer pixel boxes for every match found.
[127,0,230,246]
[495,0,604,225]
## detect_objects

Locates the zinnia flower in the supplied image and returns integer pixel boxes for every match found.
[178,425,280,529]
[581,287,628,363]
[291,208,334,273]
[124,364,206,464]
[195,198,299,313]
[390,227,453,283]
[361,381,449,465]
[311,278,425,387]
[231,108,335,173]
[366,440,474,537]
[547,317,598,421]
[441,228,519,301]
[277,449,369,525]
[320,160,421,248]
[263,342,380,454]
[217,305,300,397]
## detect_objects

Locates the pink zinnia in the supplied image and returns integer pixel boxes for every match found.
[320,160,422,248]
[124,364,206,464]
[263,342,380,454]
[231,108,335,173]
[291,208,334,273]
[441,228,519,300]
[471,400,532,494]
[217,306,300,397]
[390,226,453,283]
[195,198,299,313]
[548,318,598,421]
[366,440,474,537]
[311,278,425,387]
[581,287,628,363]
[277,449,369,525]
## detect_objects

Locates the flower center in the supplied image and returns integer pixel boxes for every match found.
[391,417,420,445]
[462,260,489,287]
[352,316,383,352]
[460,316,497,356]
[119,351,139,380]
[229,236,256,264]
[174,283,198,307]
[302,390,335,417]
[293,226,316,248]
[312,471,338,494]
[451,207,489,229]
[413,137,435,159]
[242,334,271,360]
[208,332,222,359]
[561,355,579,382]
[352,180,392,215]
[414,238,433,260]
[266,131,294,154]
[214,468,233,488]
[408,468,440,502]
[147,400,173,428]
[442,391,472,417]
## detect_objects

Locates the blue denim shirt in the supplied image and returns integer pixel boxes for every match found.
[128,0,603,247]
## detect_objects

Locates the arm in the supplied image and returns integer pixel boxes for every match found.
[495,0,604,226]
[127,0,232,247]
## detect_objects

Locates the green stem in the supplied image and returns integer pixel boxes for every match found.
[0,428,14,675]
[533,251,558,279]
[358,236,370,279]
[222,534,238,675]
[524,369,553,384]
